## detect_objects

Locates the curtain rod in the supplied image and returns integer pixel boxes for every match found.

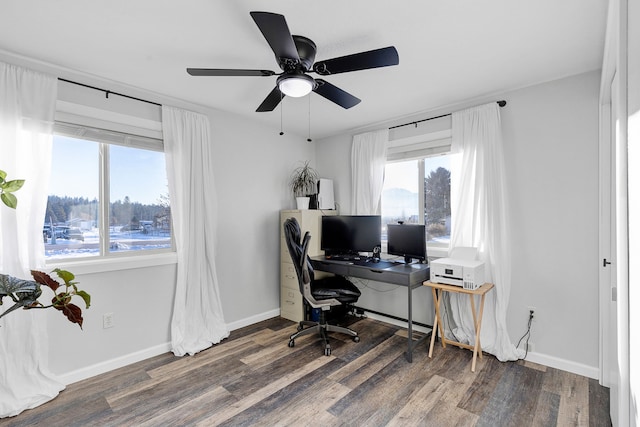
[388,100,507,130]
[57,77,162,107]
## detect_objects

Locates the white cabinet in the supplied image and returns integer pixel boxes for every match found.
[280,209,335,322]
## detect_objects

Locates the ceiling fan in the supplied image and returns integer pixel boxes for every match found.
[187,11,399,112]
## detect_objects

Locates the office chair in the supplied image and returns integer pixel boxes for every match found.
[283,217,361,356]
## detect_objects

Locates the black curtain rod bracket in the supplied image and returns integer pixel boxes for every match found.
[389,100,507,130]
[58,77,161,107]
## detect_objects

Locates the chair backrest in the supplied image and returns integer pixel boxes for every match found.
[284,217,340,309]
[283,218,312,295]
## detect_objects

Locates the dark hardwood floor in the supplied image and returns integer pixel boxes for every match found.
[0,317,611,426]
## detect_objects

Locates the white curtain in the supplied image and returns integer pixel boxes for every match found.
[0,62,64,417]
[162,105,229,357]
[351,129,389,214]
[448,102,523,361]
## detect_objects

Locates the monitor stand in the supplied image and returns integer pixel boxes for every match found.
[404,256,413,264]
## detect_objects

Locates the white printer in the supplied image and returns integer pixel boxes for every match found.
[430,247,485,290]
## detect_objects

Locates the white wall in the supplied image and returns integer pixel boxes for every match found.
[1,51,313,381]
[316,70,601,376]
[211,110,315,324]
[502,71,600,374]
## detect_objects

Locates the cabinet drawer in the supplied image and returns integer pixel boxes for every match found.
[280,285,303,322]
[281,263,298,288]
[281,238,292,262]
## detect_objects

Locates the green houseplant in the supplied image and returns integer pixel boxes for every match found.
[0,169,25,209]
[0,269,91,328]
[0,169,90,328]
[289,161,319,210]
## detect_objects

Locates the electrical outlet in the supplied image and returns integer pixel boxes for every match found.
[527,342,535,352]
[103,312,114,329]
[527,306,536,321]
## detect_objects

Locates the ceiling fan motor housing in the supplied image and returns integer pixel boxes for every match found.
[289,35,316,71]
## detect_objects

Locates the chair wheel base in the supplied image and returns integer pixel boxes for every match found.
[324,347,331,356]
[353,336,360,343]
[288,340,295,348]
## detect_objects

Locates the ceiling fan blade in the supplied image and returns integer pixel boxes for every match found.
[187,68,276,77]
[256,86,283,112]
[313,79,361,109]
[313,46,399,75]
[250,11,300,63]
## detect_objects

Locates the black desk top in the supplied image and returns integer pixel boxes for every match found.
[310,256,430,287]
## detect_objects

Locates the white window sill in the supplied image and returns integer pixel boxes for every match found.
[46,252,178,275]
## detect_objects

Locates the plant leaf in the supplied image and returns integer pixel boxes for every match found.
[2,179,25,192]
[75,290,91,309]
[1,192,17,209]
[31,270,60,291]
[0,275,42,320]
[53,268,75,285]
[60,303,84,329]
[0,274,40,298]
[0,169,6,181]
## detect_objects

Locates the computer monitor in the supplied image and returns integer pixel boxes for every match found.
[321,215,381,255]
[387,223,426,263]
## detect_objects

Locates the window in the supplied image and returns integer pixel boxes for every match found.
[381,155,451,250]
[44,124,172,260]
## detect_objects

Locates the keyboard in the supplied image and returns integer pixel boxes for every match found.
[325,254,365,262]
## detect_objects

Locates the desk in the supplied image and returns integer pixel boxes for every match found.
[310,256,430,362]
[424,281,494,372]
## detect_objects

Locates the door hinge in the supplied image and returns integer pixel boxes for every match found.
[612,287,617,302]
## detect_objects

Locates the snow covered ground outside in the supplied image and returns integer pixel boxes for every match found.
[44,228,172,260]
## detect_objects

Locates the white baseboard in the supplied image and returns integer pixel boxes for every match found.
[58,342,172,385]
[59,308,282,385]
[227,308,281,332]
[363,311,600,380]
[524,351,599,379]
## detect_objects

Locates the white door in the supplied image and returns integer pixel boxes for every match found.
[602,69,630,427]
[601,67,631,427]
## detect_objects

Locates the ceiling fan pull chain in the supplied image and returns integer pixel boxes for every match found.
[307,95,312,142]
[279,91,284,136]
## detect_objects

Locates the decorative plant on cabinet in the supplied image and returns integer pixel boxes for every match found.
[289,161,318,210]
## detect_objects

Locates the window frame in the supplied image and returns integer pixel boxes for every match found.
[383,125,453,257]
[45,121,175,263]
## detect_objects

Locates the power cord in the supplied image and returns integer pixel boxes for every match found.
[349,277,398,293]
[516,310,534,360]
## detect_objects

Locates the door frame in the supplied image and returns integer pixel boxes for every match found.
[598,0,630,425]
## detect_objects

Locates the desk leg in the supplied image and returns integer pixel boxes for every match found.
[406,282,414,362]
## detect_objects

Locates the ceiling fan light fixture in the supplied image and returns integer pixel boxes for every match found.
[277,74,315,97]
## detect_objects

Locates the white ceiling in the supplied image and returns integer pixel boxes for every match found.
[1,0,608,139]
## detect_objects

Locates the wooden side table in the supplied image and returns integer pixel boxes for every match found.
[424,281,494,372]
